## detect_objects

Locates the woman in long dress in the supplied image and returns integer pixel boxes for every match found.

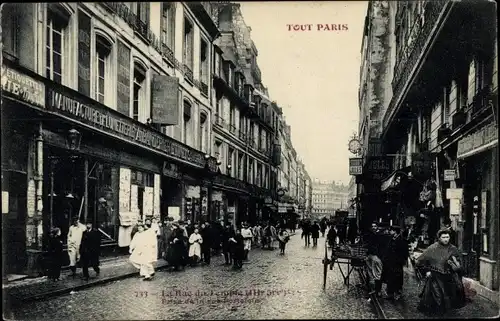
[188,228,203,266]
[416,229,466,316]
[129,224,157,280]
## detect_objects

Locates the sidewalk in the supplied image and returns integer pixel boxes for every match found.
[3,257,169,307]
[378,267,499,319]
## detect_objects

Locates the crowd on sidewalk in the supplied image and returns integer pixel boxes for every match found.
[43,217,295,284]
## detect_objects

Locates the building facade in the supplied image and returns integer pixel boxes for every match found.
[311,180,349,218]
[1,2,304,277]
[356,0,498,294]
[209,2,280,226]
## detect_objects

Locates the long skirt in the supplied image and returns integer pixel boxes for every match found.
[418,271,466,315]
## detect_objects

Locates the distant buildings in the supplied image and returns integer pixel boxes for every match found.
[311,180,349,218]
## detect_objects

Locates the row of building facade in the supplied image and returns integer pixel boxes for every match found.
[354,1,497,295]
[0,2,311,277]
[311,179,349,219]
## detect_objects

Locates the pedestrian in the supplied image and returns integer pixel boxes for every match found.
[67,217,85,277]
[277,226,290,255]
[211,221,222,256]
[311,221,320,246]
[442,218,457,245]
[222,223,235,265]
[80,221,101,281]
[167,223,187,271]
[229,228,244,270]
[160,218,173,262]
[188,228,203,266]
[326,224,338,248]
[199,223,211,265]
[178,220,189,267]
[416,229,466,316]
[301,220,311,246]
[365,222,384,298]
[47,227,63,281]
[129,223,156,280]
[320,219,327,237]
[381,225,409,301]
[337,223,347,244]
[241,223,253,260]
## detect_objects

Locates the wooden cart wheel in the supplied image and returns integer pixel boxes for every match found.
[323,241,329,289]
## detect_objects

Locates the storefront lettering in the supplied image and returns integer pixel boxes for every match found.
[457,122,498,157]
[1,65,45,107]
[47,89,206,167]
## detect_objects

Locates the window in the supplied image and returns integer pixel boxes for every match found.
[200,38,209,84]
[2,4,20,59]
[183,101,192,145]
[199,113,208,152]
[442,85,450,125]
[46,10,67,84]
[248,159,254,184]
[214,140,222,160]
[95,35,112,105]
[132,64,146,121]
[183,17,194,69]
[229,104,236,127]
[161,3,175,50]
[228,147,234,176]
[238,152,244,180]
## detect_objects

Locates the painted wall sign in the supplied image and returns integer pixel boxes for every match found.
[46,88,208,168]
[1,65,45,107]
[116,40,131,116]
[457,122,498,158]
[446,188,463,200]
[151,74,179,125]
[411,152,434,179]
[77,11,91,96]
[363,157,393,180]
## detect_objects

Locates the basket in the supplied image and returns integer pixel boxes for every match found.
[348,244,368,259]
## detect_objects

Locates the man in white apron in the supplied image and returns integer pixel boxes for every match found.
[67,216,86,277]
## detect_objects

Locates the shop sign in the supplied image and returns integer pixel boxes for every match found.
[446,188,463,200]
[46,88,207,168]
[457,122,498,159]
[349,158,363,175]
[411,152,434,179]
[1,65,45,107]
[363,157,393,180]
[444,169,456,181]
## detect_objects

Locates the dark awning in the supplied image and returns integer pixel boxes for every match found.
[380,166,411,191]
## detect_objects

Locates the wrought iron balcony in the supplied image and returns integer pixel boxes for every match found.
[384,0,450,130]
[183,64,194,83]
[200,81,209,97]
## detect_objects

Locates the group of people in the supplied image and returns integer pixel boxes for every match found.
[361,221,465,316]
[47,217,101,281]
[300,218,359,247]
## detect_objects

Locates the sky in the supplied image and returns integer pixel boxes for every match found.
[238,1,368,185]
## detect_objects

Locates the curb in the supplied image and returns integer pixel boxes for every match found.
[7,263,169,306]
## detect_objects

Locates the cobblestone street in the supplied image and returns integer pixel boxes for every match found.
[5,234,375,320]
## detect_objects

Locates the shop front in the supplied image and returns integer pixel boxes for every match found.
[455,120,498,289]
[1,62,218,276]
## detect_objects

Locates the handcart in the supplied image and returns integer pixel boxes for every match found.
[322,241,368,289]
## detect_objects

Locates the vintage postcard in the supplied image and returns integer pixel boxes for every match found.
[1,1,499,320]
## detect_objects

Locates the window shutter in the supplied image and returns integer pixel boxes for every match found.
[467,59,476,106]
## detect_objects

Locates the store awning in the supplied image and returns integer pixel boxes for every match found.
[381,166,411,192]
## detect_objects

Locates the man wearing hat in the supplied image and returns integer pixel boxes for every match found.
[381,225,409,300]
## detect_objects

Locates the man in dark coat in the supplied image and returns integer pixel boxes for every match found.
[200,222,212,265]
[230,228,245,269]
[347,221,358,244]
[311,221,321,246]
[381,225,409,300]
[80,222,101,281]
[320,219,327,237]
[168,224,187,271]
[337,223,347,244]
[222,223,235,265]
[327,224,338,248]
[365,222,385,297]
[301,220,311,246]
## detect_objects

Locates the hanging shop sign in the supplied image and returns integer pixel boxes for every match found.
[446,188,463,200]
[46,88,208,168]
[363,157,393,180]
[411,152,434,179]
[1,65,45,107]
[349,158,363,175]
[457,122,498,159]
[162,161,181,179]
[443,169,456,181]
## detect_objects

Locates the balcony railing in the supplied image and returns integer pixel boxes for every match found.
[183,64,194,84]
[384,0,450,130]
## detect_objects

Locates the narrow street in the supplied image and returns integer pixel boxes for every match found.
[6,234,376,320]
